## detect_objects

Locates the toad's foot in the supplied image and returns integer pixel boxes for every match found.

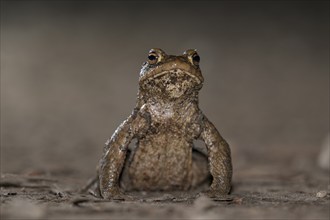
[101,187,133,201]
[199,187,231,198]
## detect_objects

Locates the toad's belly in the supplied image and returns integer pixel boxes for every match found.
[127,133,193,191]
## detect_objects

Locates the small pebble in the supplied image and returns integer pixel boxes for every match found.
[316,191,327,198]
[318,134,329,170]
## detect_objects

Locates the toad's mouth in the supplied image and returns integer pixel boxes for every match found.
[140,69,202,86]
[152,69,202,83]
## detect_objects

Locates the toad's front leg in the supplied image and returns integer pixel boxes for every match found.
[200,115,232,197]
[99,110,149,199]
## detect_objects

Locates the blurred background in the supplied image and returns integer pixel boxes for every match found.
[1,1,329,178]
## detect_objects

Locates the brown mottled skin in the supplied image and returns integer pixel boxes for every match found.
[98,48,232,199]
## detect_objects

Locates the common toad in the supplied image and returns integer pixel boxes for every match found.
[98,48,232,199]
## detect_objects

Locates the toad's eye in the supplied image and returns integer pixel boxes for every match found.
[148,55,157,61]
[183,49,200,66]
[146,48,167,65]
[147,53,158,64]
[192,54,200,64]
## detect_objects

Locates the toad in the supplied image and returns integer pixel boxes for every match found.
[96,48,232,199]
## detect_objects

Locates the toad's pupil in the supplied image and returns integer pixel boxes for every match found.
[193,55,200,62]
[148,55,157,61]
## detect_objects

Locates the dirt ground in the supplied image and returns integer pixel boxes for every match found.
[1,1,329,219]
[1,163,329,219]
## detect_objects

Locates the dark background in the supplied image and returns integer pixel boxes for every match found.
[1,1,329,179]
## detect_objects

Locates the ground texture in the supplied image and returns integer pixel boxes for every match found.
[1,163,329,219]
